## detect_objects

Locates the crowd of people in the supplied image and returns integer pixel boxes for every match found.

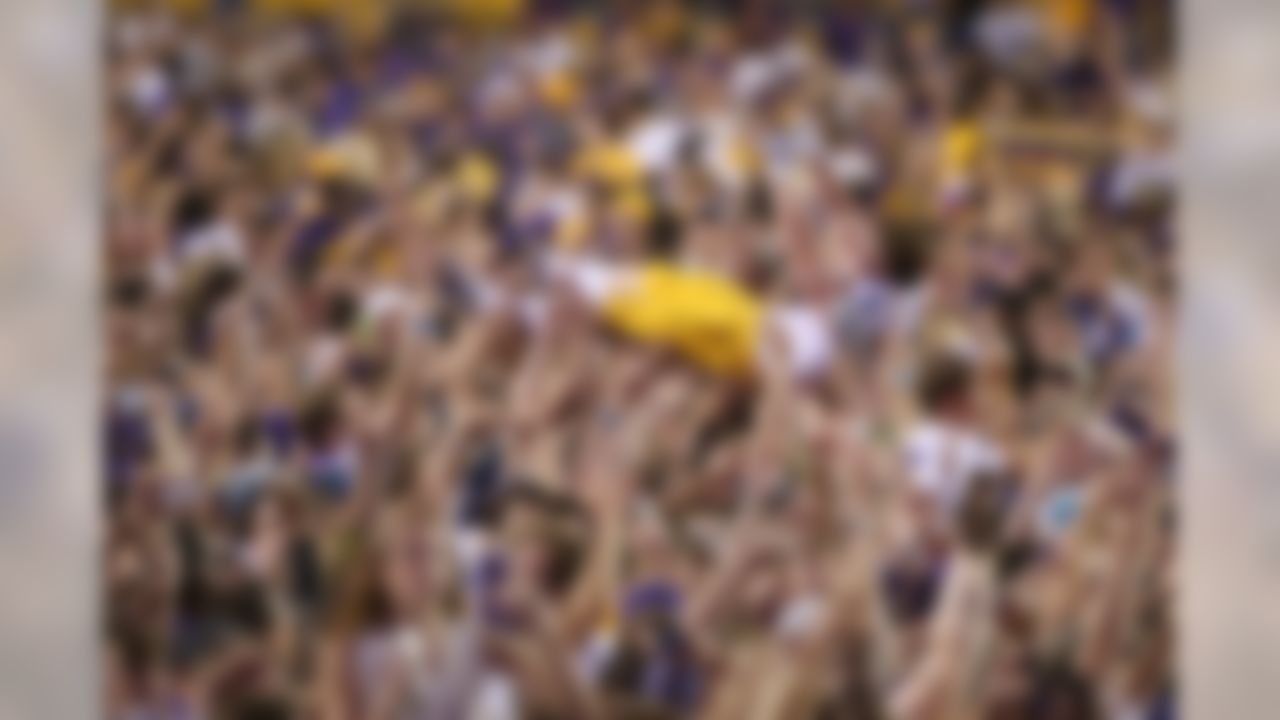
[104,0,1175,717]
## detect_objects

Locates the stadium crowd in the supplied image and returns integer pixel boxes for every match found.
[104,0,1175,718]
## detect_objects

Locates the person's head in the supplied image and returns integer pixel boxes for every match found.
[917,353,976,419]
[646,202,685,260]
[328,541,395,638]
[957,470,1011,553]
[880,216,933,288]
[1067,239,1115,298]
[733,533,793,625]
[497,481,591,599]
[1027,660,1101,720]
[628,504,686,582]
[1024,288,1079,367]
[929,234,977,304]
[216,694,294,720]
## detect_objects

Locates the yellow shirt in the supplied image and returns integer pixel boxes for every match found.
[601,263,764,377]
[576,142,644,188]
[1042,0,1093,42]
[446,0,525,28]
[941,122,983,179]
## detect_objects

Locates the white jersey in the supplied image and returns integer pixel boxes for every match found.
[766,304,837,381]
[902,419,1005,513]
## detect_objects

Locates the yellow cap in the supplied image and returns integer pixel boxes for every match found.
[307,148,344,181]
[578,142,644,187]
[941,122,983,177]
[730,134,762,177]
[257,0,332,17]
[641,1,686,46]
[336,2,388,45]
[449,0,524,27]
[539,72,580,111]
[455,153,499,204]
[165,0,210,17]
[373,243,402,278]
[1045,0,1092,41]
[307,132,380,185]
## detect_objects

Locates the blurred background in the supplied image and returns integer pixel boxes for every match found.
[103,0,1174,718]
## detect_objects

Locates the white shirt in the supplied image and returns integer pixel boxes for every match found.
[627,113,687,174]
[767,304,836,381]
[544,253,636,309]
[902,419,1005,513]
[466,673,522,720]
[176,220,246,268]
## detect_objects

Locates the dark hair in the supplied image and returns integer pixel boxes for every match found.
[998,537,1042,582]
[882,559,944,625]
[110,274,152,309]
[299,393,341,450]
[646,204,684,259]
[745,179,773,223]
[499,480,587,520]
[327,541,394,637]
[218,694,294,720]
[1028,659,1100,720]
[498,481,590,596]
[542,530,588,597]
[172,186,219,236]
[881,219,933,287]
[601,639,648,698]
[181,263,243,357]
[325,290,358,333]
[692,389,754,465]
[234,415,265,456]
[743,247,784,296]
[957,471,1010,552]
[113,623,159,682]
[952,56,996,119]
[224,581,273,638]
[916,354,974,415]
